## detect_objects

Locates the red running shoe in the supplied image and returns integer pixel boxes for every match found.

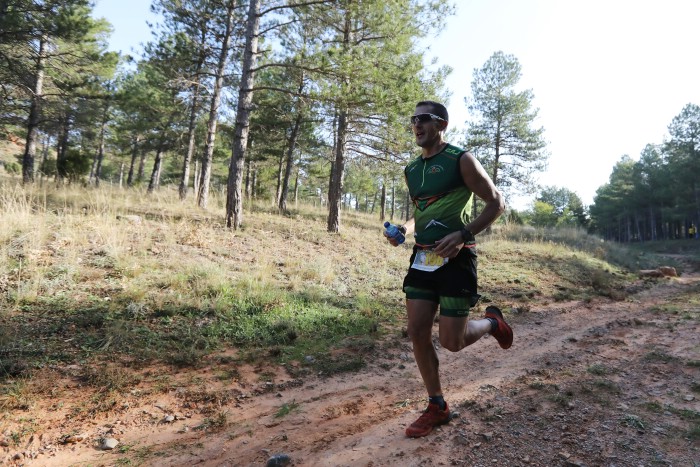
[405,402,450,438]
[485,305,513,349]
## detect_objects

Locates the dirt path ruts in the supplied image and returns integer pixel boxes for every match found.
[17,270,700,466]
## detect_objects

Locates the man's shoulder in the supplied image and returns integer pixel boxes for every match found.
[404,155,423,172]
[441,143,466,159]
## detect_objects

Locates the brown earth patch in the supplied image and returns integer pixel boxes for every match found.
[2,269,699,466]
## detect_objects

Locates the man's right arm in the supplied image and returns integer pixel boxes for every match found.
[385,218,415,247]
[401,218,415,237]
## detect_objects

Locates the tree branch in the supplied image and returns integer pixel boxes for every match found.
[250,61,336,77]
[259,0,334,17]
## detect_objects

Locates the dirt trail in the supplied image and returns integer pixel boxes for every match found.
[5,268,700,466]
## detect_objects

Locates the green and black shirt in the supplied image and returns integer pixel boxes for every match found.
[404,143,473,247]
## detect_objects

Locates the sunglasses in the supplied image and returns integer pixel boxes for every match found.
[410,113,446,125]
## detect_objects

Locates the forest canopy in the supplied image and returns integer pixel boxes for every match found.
[1,1,698,241]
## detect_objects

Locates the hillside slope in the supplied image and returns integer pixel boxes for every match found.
[0,196,698,466]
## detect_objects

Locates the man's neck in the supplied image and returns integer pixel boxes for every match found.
[421,141,447,159]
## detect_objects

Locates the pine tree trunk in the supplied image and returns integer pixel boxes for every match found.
[147,147,164,194]
[179,82,199,200]
[245,161,251,199]
[95,134,105,188]
[89,153,98,183]
[327,109,348,233]
[390,178,396,220]
[39,134,49,184]
[226,0,260,229]
[326,8,355,233]
[380,181,387,220]
[198,0,236,209]
[293,167,299,205]
[22,34,47,184]
[137,151,146,182]
[127,135,139,187]
[275,152,284,204]
[147,124,171,193]
[179,36,207,201]
[93,102,109,187]
[56,112,71,184]
[251,166,258,199]
[279,113,303,212]
[193,160,200,199]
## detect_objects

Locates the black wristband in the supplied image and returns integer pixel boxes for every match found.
[460,227,475,243]
[398,225,407,235]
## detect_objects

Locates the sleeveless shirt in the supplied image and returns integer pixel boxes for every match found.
[404,143,473,246]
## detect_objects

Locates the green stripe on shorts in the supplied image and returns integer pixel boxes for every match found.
[404,285,438,302]
[439,296,471,317]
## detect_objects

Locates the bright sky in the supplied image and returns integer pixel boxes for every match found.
[93,0,700,209]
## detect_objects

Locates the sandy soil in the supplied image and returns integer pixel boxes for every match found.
[2,267,699,466]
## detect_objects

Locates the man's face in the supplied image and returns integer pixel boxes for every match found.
[411,105,446,148]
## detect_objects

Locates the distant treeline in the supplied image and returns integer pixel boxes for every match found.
[589,103,700,242]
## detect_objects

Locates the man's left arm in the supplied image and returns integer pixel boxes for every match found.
[433,152,505,257]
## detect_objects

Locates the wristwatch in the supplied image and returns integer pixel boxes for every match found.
[398,225,407,235]
[460,227,475,243]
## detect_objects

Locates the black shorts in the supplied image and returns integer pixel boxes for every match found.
[402,245,480,317]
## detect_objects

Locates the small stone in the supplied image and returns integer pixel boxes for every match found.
[684,395,695,401]
[162,415,175,423]
[100,438,119,450]
[266,453,292,467]
[61,434,85,444]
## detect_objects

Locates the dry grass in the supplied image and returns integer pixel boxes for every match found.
[4,178,700,459]
[0,179,642,385]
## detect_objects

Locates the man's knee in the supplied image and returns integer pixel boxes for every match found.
[439,335,465,352]
[407,323,432,342]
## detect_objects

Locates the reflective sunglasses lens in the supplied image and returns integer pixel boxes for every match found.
[410,114,433,125]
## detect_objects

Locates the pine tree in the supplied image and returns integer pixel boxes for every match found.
[0,0,108,183]
[465,51,548,199]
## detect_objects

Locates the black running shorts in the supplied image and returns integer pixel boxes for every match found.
[402,245,480,317]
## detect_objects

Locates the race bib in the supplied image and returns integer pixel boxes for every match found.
[411,250,448,272]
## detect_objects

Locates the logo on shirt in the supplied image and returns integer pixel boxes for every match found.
[425,219,448,229]
[427,165,444,174]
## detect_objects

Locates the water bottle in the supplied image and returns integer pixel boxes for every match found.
[384,221,405,244]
